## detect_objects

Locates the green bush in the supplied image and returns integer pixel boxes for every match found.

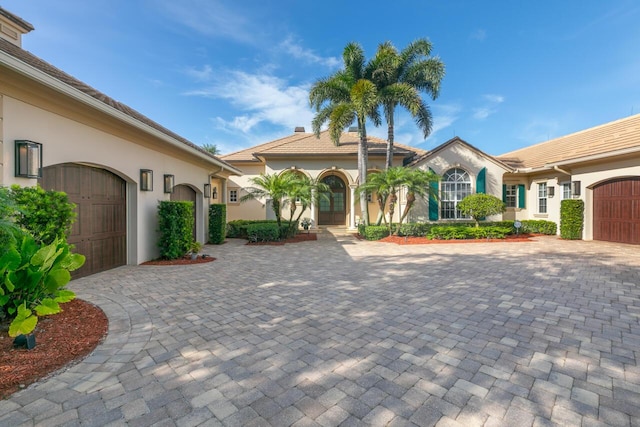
[281,222,298,239]
[427,225,512,240]
[362,226,390,241]
[9,185,76,245]
[158,201,194,259]
[520,219,557,235]
[457,193,506,227]
[357,223,366,237]
[227,220,280,238]
[397,223,433,237]
[208,204,226,244]
[560,199,584,240]
[246,223,280,242]
[0,234,84,336]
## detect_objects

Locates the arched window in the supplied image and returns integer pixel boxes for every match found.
[440,168,471,219]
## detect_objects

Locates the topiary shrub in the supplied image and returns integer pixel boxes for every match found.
[560,199,584,240]
[208,204,226,244]
[362,225,390,241]
[246,223,280,242]
[9,185,76,245]
[227,220,280,238]
[520,219,557,235]
[158,201,194,259]
[457,193,506,227]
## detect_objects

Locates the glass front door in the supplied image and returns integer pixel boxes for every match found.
[318,175,346,225]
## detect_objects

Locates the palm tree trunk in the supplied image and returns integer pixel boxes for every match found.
[388,191,397,233]
[386,113,394,169]
[397,192,415,233]
[358,124,370,226]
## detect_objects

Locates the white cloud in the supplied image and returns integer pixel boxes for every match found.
[483,94,505,103]
[472,94,505,120]
[184,65,213,82]
[470,29,487,41]
[185,70,315,134]
[278,37,341,69]
[423,104,462,144]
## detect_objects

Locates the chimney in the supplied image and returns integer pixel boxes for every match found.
[0,8,35,47]
[294,127,305,133]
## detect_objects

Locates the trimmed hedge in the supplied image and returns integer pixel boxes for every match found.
[246,223,280,242]
[158,201,194,259]
[520,219,557,235]
[427,225,512,240]
[361,225,390,241]
[208,204,226,244]
[397,222,432,237]
[227,220,279,238]
[560,199,584,240]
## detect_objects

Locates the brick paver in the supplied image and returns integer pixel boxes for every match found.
[1,231,639,426]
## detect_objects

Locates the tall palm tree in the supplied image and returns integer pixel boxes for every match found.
[367,39,445,168]
[309,42,381,225]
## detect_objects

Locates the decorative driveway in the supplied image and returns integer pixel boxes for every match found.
[1,232,639,426]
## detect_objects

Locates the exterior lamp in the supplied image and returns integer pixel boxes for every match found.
[140,169,153,191]
[572,181,581,196]
[212,186,218,199]
[164,174,174,193]
[15,140,42,178]
[547,186,555,197]
[204,183,211,198]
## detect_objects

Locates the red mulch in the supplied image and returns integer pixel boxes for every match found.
[141,255,216,265]
[378,234,535,245]
[0,299,108,399]
[246,232,318,246]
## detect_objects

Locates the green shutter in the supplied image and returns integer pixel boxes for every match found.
[518,184,526,208]
[476,167,486,194]
[502,184,507,203]
[428,167,438,221]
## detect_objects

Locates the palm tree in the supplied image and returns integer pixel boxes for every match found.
[309,42,381,226]
[201,143,221,156]
[396,168,440,233]
[357,167,409,232]
[240,172,298,230]
[285,174,331,233]
[367,39,445,168]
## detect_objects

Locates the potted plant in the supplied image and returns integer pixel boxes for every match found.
[300,218,313,232]
[189,241,203,260]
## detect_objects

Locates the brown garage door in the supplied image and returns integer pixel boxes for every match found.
[593,177,640,245]
[40,163,127,277]
[171,184,197,240]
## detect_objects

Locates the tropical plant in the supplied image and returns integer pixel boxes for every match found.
[201,143,221,156]
[0,187,19,250]
[0,234,84,337]
[397,168,440,234]
[367,39,445,168]
[309,42,381,226]
[284,174,330,235]
[357,166,409,231]
[240,172,299,232]
[457,193,506,228]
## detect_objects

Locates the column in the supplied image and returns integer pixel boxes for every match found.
[310,188,317,229]
[349,185,357,230]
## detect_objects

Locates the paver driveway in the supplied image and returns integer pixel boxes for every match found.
[1,232,639,427]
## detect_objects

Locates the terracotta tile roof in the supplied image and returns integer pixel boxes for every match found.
[498,113,640,169]
[222,130,427,163]
[0,37,238,172]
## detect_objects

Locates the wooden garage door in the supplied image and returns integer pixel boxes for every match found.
[593,177,640,245]
[40,164,127,277]
[171,184,197,240]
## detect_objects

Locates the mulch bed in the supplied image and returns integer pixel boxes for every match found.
[141,255,216,265]
[376,234,535,245]
[0,299,108,399]
[246,232,318,246]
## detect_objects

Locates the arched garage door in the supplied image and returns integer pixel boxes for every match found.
[40,164,127,277]
[593,177,640,245]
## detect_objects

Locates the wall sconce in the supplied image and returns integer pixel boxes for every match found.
[572,181,581,196]
[15,140,43,178]
[164,174,174,193]
[204,183,211,198]
[547,186,555,197]
[140,169,153,191]
[212,186,218,199]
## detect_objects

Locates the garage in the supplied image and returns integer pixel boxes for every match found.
[40,163,127,277]
[593,177,640,245]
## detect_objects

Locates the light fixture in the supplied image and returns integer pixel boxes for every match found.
[572,181,581,196]
[15,140,42,178]
[204,183,211,198]
[164,174,174,193]
[140,169,153,191]
[212,186,218,199]
[547,186,555,197]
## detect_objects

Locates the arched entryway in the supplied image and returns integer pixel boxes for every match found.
[593,177,640,244]
[171,184,197,240]
[318,175,347,225]
[40,163,127,278]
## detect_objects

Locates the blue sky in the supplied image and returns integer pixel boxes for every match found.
[4,1,640,155]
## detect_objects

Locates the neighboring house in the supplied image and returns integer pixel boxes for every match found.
[222,128,426,228]
[223,115,640,245]
[0,8,241,277]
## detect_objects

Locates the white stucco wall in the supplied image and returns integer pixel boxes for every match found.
[2,95,214,264]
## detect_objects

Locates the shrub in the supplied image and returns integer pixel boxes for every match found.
[227,220,279,238]
[208,204,226,244]
[520,220,557,235]
[246,223,280,242]
[427,225,511,240]
[9,185,76,245]
[397,223,432,237]
[560,199,584,240]
[457,193,506,227]
[158,201,194,259]
[362,225,390,241]
[0,234,84,336]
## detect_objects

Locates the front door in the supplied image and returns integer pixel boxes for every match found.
[319,175,346,225]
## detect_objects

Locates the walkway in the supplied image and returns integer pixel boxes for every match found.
[1,233,639,426]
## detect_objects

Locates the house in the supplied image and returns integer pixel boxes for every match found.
[223,114,640,245]
[0,7,241,276]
